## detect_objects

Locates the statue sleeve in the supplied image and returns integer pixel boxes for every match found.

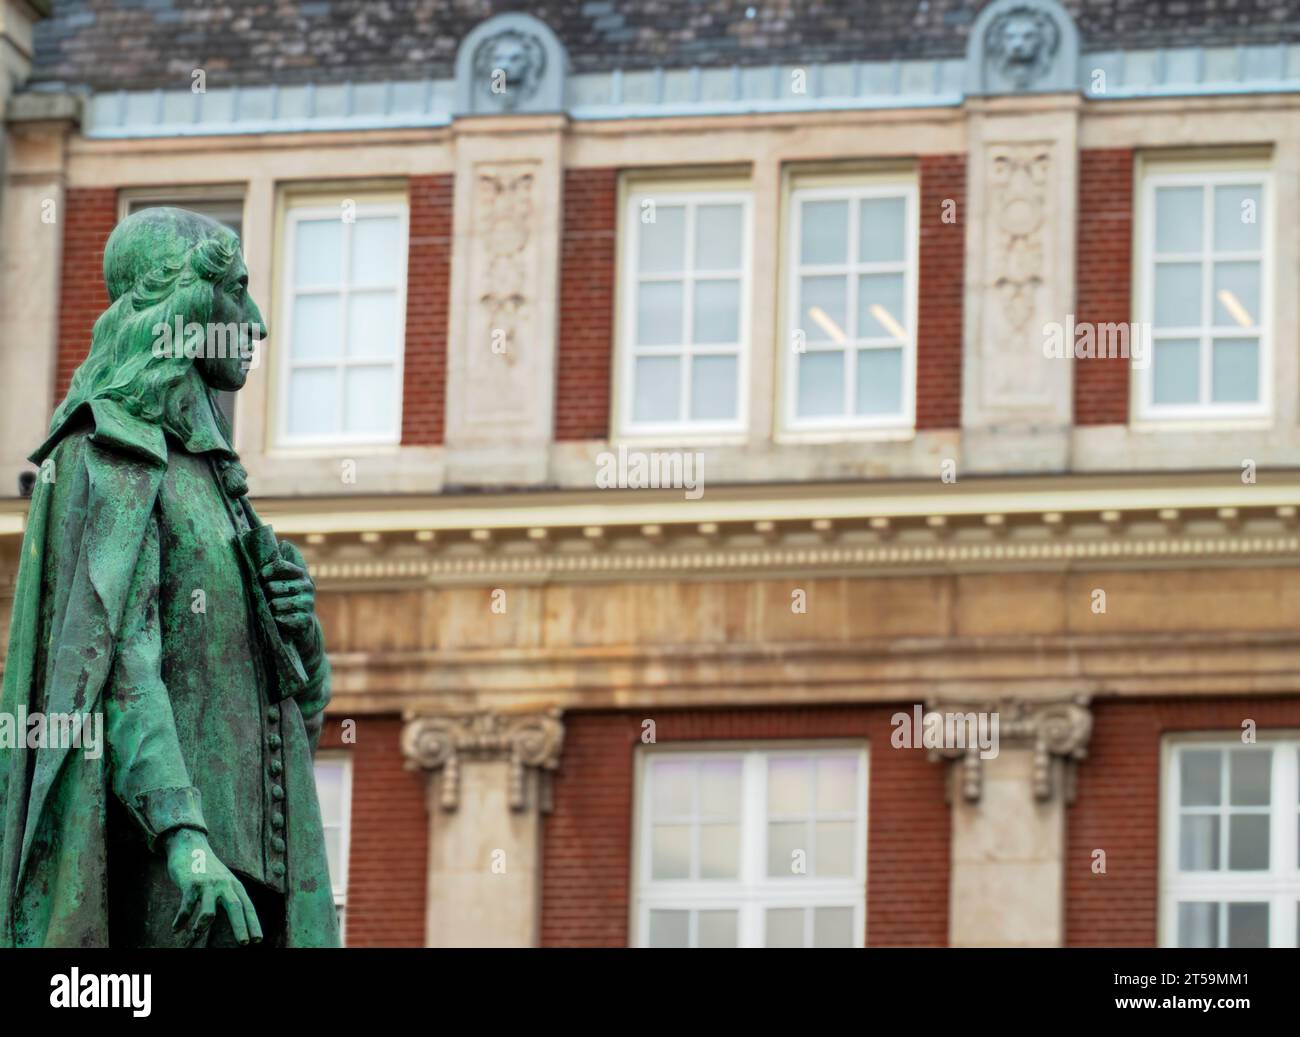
[104,507,209,852]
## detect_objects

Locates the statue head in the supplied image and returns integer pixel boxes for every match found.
[473,29,545,108]
[987,7,1059,88]
[54,206,265,436]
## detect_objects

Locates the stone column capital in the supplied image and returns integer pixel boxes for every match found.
[924,696,1092,803]
[401,708,565,812]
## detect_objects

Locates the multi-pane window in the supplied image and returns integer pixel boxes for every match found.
[279,202,408,445]
[633,747,867,948]
[314,753,353,942]
[785,181,917,430]
[1162,740,1300,947]
[619,188,750,434]
[1138,169,1269,419]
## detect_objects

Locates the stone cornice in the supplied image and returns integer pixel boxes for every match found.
[400,709,564,812]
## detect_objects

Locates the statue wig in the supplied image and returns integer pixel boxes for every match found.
[52,206,243,438]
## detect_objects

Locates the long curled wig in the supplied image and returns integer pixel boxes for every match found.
[52,208,243,439]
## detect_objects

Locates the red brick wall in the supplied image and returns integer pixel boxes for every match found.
[1074,148,1134,425]
[554,168,617,441]
[54,187,118,405]
[541,706,950,947]
[915,154,966,429]
[1066,695,1300,947]
[401,174,453,446]
[319,715,429,947]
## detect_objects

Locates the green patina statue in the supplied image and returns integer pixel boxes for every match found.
[0,207,339,947]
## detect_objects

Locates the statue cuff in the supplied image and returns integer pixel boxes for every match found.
[129,786,208,851]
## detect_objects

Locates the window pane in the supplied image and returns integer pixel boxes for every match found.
[1155,186,1202,253]
[859,196,906,263]
[1227,814,1269,871]
[1177,901,1217,948]
[695,205,742,270]
[767,821,807,877]
[857,273,907,339]
[799,276,848,343]
[699,759,742,818]
[813,907,854,948]
[648,909,690,948]
[651,825,691,880]
[295,219,343,286]
[350,216,401,286]
[636,281,683,346]
[1214,184,1262,252]
[323,826,344,885]
[315,763,344,821]
[638,205,685,274]
[765,908,804,948]
[1154,262,1202,327]
[815,820,854,876]
[1211,338,1259,404]
[698,910,738,948]
[797,351,844,418]
[855,348,903,416]
[1213,262,1260,328]
[288,368,338,437]
[768,757,812,815]
[1179,813,1219,871]
[1227,902,1269,948]
[816,756,858,814]
[1152,338,1199,405]
[699,824,739,880]
[800,200,848,265]
[652,759,693,818]
[692,279,741,344]
[347,290,399,359]
[1229,750,1271,806]
[690,354,738,422]
[633,356,681,423]
[1181,750,1221,806]
[344,366,395,437]
[292,293,342,361]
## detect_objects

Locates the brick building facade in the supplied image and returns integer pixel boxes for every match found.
[3,0,1300,948]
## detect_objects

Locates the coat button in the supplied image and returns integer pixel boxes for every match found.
[270,759,283,776]
[271,862,286,878]
[271,784,285,800]
[268,734,282,749]
[267,706,280,724]
[271,812,285,829]
[272,836,286,853]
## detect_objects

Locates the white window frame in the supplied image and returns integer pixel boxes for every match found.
[631,744,868,948]
[1135,166,1273,423]
[782,179,918,435]
[314,751,354,944]
[1159,736,1300,948]
[276,201,409,448]
[616,186,753,440]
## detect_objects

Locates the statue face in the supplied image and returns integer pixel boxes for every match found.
[197,254,265,392]
[1002,16,1042,65]
[490,38,530,87]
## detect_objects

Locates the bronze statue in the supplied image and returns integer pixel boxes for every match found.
[0,207,339,947]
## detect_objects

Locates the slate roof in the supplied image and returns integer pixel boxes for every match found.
[28,0,1300,94]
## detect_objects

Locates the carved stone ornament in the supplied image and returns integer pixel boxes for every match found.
[925,696,1092,804]
[454,13,568,116]
[401,710,565,812]
[965,0,1079,96]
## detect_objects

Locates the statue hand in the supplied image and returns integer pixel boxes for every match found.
[260,539,323,664]
[164,828,263,946]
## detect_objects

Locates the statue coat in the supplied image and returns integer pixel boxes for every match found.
[0,397,339,947]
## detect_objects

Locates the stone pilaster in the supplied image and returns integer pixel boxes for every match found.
[401,710,564,947]
[926,697,1092,947]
